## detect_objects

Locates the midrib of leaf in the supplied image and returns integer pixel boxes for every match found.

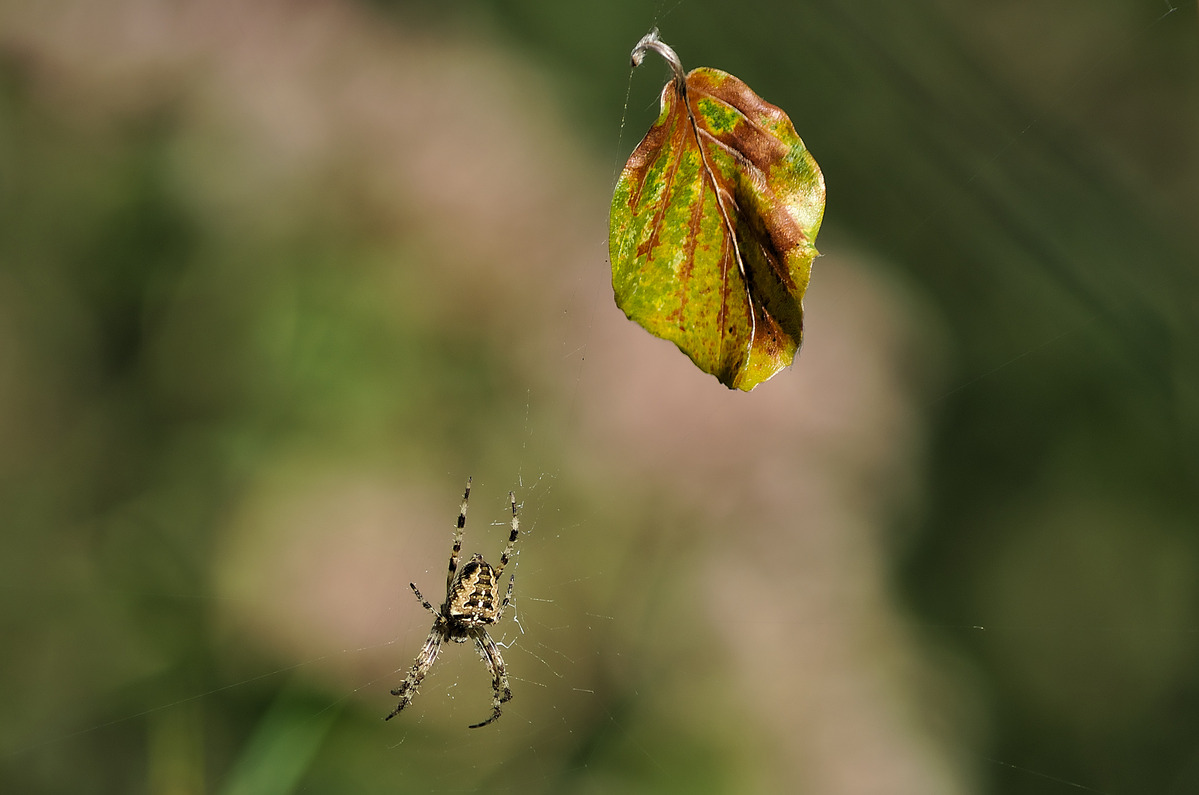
[676,76,758,370]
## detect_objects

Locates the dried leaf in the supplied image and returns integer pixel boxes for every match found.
[609,30,825,391]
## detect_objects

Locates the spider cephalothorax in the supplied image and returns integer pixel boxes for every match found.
[386,478,519,728]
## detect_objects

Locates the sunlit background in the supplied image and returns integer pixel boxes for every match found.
[2,1,1197,793]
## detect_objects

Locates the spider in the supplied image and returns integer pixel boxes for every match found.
[386,478,519,728]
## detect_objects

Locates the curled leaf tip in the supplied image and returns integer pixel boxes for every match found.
[630,27,684,81]
[629,27,659,67]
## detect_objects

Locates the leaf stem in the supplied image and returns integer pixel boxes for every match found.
[630,28,686,84]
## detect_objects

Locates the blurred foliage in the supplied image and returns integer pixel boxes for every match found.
[2,0,1199,793]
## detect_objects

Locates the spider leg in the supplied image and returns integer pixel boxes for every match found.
[467,627,511,729]
[494,490,520,577]
[409,582,440,619]
[386,628,444,720]
[447,478,470,594]
[498,573,515,617]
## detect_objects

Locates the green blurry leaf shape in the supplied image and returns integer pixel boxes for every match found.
[610,32,825,391]
[219,686,337,795]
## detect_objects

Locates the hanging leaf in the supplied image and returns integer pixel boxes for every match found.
[609,29,825,391]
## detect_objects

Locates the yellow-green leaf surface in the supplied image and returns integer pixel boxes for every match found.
[610,30,825,391]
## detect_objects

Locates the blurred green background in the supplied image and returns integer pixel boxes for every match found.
[2,0,1197,793]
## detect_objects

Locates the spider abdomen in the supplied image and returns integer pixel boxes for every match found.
[447,555,503,624]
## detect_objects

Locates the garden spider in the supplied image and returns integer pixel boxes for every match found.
[385,478,519,728]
